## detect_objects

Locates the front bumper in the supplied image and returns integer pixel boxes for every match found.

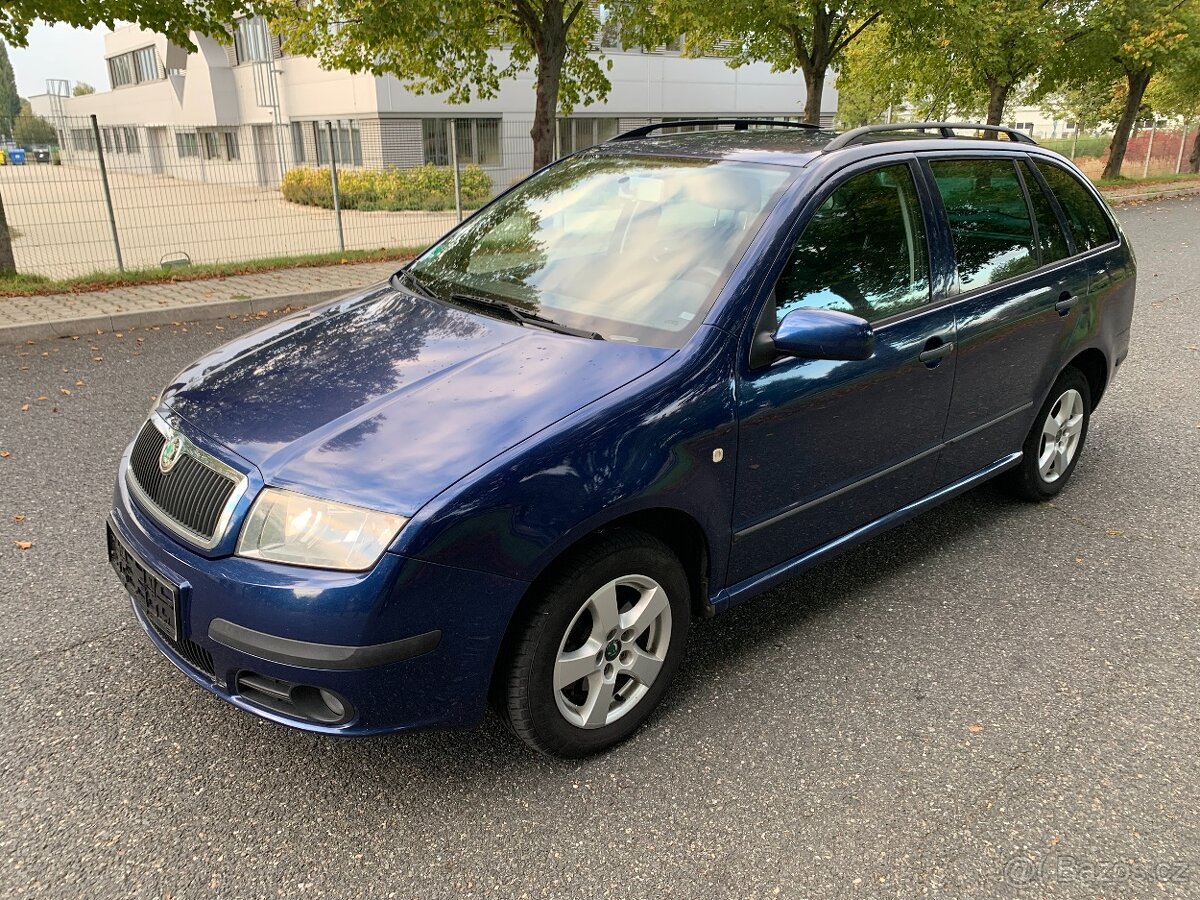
[110,455,530,736]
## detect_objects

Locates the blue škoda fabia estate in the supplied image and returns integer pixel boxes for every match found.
[108,122,1135,757]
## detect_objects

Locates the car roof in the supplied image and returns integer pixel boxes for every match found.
[597,122,1047,169]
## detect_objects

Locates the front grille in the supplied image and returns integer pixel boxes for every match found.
[128,419,239,543]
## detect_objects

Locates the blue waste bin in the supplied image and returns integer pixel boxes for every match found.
[7,148,26,165]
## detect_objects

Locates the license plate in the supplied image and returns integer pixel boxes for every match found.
[107,522,181,642]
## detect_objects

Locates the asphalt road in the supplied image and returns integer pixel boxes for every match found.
[2,196,1198,899]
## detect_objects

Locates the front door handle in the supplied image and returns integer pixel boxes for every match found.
[918,340,955,365]
[1055,292,1078,316]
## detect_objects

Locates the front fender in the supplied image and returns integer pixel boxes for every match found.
[393,325,738,588]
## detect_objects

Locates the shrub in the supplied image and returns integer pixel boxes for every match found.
[281,164,493,212]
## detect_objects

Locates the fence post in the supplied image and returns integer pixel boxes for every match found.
[1176,120,1190,174]
[447,120,463,223]
[90,114,124,272]
[326,120,345,254]
[1142,121,1156,179]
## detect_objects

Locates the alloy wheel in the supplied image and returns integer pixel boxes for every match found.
[1037,388,1085,483]
[553,574,672,729]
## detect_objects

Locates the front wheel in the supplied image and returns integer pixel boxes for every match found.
[499,530,690,757]
[1005,367,1092,501]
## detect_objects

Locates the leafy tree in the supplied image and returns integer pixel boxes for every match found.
[1144,40,1200,171]
[879,0,1090,128]
[653,0,892,124]
[1065,0,1199,178]
[72,81,96,95]
[267,0,619,170]
[14,98,57,145]
[0,42,20,138]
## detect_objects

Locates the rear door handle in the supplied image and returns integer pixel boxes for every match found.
[918,340,955,365]
[1055,292,1077,316]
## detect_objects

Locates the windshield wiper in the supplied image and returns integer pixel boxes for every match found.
[449,293,604,340]
[396,267,438,301]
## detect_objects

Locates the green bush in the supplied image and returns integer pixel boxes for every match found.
[281,164,493,212]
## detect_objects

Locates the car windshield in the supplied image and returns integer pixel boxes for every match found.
[407,152,795,347]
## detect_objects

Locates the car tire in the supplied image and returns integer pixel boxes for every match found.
[1004,367,1092,501]
[499,529,690,758]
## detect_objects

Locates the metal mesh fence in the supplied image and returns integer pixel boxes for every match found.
[1,114,537,279]
[2,113,1197,280]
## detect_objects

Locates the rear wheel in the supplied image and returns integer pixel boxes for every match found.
[1005,367,1092,501]
[499,530,690,757]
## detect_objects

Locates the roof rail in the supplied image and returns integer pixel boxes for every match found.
[610,119,824,142]
[824,122,1038,151]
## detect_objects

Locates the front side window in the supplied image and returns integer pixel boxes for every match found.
[1035,162,1115,252]
[931,158,1038,291]
[409,154,794,348]
[775,163,931,324]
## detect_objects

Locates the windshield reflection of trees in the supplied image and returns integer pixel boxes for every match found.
[409,153,783,343]
[178,286,485,446]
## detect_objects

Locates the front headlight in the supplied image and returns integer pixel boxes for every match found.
[236,488,408,571]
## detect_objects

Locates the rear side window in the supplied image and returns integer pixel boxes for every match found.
[930,158,1038,291]
[775,163,930,323]
[1035,162,1116,252]
[1022,162,1070,265]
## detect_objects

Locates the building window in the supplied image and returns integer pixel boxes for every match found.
[201,130,220,160]
[123,127,140,153]
[291,122,306,164]
[71,129,96,152]
[134,46,158,82]
[233,16,271,64]
[314,121,362,167]
[176,132,199,158]
[421,118,501,167]
[224,131,240,160]
[107,46,160,88]
[557,117,619,155]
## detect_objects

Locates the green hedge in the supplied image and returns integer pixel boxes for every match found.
[281,164,492,212]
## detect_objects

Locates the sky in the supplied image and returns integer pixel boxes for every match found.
[9,23,110,98]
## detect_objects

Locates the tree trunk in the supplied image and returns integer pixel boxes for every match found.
[530,20,567,171]
[1189,127,1200,174]
[803,66,826,125]
[1102,68,1153,180]
[985,81,1009,127]
[0,191,15,276]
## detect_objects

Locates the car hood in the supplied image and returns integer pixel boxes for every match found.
[163,283,672,516]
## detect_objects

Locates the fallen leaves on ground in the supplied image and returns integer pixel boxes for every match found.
[967,723,984,734]
[14,541,32,550]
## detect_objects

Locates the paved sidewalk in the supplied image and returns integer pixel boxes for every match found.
[0,260,401,344]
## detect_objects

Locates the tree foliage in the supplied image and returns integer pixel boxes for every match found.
[648,0,893,123]
[14,98,58,145]
[267,0,618,169]
[1062,0,1199,177]
[0,42,21,138]
[72,81,96,95]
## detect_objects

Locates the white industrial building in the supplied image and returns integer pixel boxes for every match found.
[30,19,835,192]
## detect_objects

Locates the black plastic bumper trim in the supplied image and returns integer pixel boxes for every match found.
[208,618,441,670]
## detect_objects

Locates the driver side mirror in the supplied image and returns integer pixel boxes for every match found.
[773,307,875,361]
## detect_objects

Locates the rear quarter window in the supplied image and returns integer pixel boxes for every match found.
[1034,161,1116,252]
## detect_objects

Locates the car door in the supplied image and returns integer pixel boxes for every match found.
[728,158,958,585]
[923,154,1090,484]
